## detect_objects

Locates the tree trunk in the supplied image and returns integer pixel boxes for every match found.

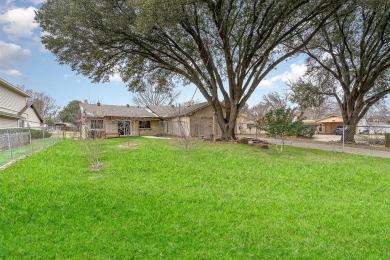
[343,124,356,143]
[206,97,240,141]
[216,118,237,140]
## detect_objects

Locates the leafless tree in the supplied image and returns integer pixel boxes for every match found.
[132,85,179,106]
[19,86,60,121]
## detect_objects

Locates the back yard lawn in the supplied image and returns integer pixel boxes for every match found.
[1,137,389,258]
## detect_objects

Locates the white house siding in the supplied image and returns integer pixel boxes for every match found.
[103,119,120,134]
[84,118,161,137]
[133,119,161,136]
[0,116,17,129]
[162,117,191,136]
[190,116,213,137]
[24,107,42,127]
[0,84,27,115]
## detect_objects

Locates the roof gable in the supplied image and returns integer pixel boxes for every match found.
[18,102,44,123]
[0,78,30,97]
[315,114,343,123]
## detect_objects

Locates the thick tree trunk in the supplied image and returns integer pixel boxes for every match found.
[218,120,236,140]
[214,103,238,141]
[340,106,360,143]
[343,124,356,143]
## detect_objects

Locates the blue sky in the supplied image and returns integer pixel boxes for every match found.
[0,0,308,109]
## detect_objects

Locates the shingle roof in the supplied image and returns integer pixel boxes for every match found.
[315,114,343,123]
[174,102,209,116]
[80,102,210,119]
[80,103,159,118]
[149,102,209,117]
[147,105,175,117]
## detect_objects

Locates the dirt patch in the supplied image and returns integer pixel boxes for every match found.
[90,162,106,170]
[117,142,139,149]
[88,173,104,180]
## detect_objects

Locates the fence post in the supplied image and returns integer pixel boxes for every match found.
[7,130,13,160]
[385,133,390,148]
[342,125,345,152]
[29,127,33,153]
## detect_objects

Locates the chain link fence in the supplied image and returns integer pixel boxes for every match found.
[236,124,390,152]
[353,125,390,146]
[0,127,64,169]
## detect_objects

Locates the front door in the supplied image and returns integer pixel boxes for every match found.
[118,120,131,136]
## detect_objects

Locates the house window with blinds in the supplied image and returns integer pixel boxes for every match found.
[139,120,151,129]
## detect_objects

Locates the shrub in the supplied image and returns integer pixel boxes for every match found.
[298,124,317,138]
[29,129,52,139]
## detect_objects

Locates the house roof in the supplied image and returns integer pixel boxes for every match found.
[315,114,343,123]
[0,111,22,119]
[18,102,44,123]
[148,102,209,117]
[0,78,30,97]
[175,102,209,116]
[147,105,175,117]
[236,112,256,123]
[81,102,211,119]
[81,103,159,118]
[55,121,76,127]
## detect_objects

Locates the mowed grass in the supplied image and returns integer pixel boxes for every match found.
[0,137,389,258]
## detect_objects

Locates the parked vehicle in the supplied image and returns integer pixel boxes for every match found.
[335,126,343,135]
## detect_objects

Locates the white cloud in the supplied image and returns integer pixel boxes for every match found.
[280,63,307,83]
[0,41,31,66]
[0,41,30,78]
[258,79,273,88]
[0,6,38,39]
[109,73,122,83]
[258,63,307,89]
[0,69,25,78]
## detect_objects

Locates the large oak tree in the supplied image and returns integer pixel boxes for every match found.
[36,0,341,140]
[298,0,390,142]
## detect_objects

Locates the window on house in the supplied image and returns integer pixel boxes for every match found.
[90,119,104,129]
[139,120,151,129]
[18,119,25,128]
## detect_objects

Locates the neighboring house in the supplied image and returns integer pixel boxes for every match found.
[315,114,343,134]
[55,122,77,131]
[0,78,43,129]
[236,113,257,135]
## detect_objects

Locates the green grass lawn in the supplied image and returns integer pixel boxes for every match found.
[1,137,389,258]
[0,137,60,167]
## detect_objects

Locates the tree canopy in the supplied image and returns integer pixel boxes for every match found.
[298,0,390,141]
[36,0,342,139]
[58,100,82,127]
[19,86,60,122]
